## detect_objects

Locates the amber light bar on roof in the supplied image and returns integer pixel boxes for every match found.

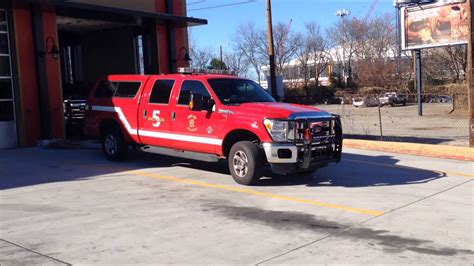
[178,67,237,76]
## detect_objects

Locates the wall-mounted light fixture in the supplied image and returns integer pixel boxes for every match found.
[173,46,192,66]
[40,36,60,59]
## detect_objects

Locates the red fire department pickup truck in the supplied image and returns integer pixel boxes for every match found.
[85,68,342,185]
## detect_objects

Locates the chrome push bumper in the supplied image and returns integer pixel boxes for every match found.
[262,143,298,163]
[262,141,342,174]
[262,115,343,173]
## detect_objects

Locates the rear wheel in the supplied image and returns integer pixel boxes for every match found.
[228,141,263,185]
[102,127,128,161]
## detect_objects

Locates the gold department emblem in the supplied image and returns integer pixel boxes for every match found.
[187,115,197,132]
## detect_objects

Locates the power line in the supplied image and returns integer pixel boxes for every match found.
[188,0,256,12]
[187,0,207,6]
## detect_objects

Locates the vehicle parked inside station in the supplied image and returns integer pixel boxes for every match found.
[63,98,87,135]
[85,68,343,185]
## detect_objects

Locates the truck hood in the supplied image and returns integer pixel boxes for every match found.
[223,102,332,119]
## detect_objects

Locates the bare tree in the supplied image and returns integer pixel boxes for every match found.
[190,46,214,69]
[423,45,467,84]
[352,15,399,89]
[295,33,311,88]
[256,22,300,75]
[273,22,300,74]
[326,17,363,80]
[234,22,265,84]
[306,22,329,85]
[224,49,250,77]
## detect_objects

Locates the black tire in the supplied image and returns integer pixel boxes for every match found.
[228,141,263,185]
[101,126,128,161]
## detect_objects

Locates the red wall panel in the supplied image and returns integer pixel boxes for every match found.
[12,6,41,146]
[13,4,65,145]
[155,0,190,73]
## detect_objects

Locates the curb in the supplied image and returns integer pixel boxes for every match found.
[344,139,474,162]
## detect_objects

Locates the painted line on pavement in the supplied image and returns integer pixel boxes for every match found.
[127,170,384,216]
[57,159,383,216]
[344,158,474,179]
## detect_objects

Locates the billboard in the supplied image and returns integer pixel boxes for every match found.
[401,1,469,50]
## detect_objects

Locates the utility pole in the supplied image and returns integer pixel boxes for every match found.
[266,0,278,101]
[336,9,350,88]
[220,45,223,70]
[468,0,473,146]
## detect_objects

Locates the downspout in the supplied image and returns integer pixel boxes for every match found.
[31,4,51,140]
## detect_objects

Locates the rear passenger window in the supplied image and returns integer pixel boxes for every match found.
[178,80,210,105]
[149,79,174,104]
[94,81,141,98]
[94,81,116,98]
[114,82,141,98]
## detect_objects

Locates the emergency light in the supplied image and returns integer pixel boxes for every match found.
[178,67,237,76]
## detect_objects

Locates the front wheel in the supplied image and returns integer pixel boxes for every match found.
[102,127,128,161]
[228,141,263,185]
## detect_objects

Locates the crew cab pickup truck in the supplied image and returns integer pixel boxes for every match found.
[85,68,342,185]
[379,92,407,107]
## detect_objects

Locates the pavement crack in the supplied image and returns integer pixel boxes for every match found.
[362,179,473,224]
[255,179,473,265]
[0,239,71,265]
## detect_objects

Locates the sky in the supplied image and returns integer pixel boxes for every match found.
[187,0,397,54]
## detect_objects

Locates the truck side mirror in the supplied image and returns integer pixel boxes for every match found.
[189,92,204,111]
[208,98,216,112]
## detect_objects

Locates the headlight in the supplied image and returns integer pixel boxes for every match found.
[263,119,295,142]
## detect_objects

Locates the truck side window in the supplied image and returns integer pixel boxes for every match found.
[94,81,117,98]
[94,81,141,98]
[178,80,211,106]
[149,79,175,104]
[114,82,141,98]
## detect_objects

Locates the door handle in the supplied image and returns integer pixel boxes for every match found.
[143,110,147,117]
[171,112,176,120]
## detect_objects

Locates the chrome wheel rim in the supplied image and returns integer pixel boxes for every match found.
[104,135,118,156]
[233,150,249,178]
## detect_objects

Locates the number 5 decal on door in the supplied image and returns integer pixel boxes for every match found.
[149,110,164,128]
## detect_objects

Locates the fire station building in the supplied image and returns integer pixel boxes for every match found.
[0,0,206,148]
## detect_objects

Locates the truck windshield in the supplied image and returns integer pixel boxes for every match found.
[207,79,275,105]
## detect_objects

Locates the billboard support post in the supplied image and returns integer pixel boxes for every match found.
[415,49,423,116]
[468,0,473,147]
[396,5,401,77]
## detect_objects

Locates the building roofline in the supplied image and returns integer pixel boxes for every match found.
[26,0,207,27]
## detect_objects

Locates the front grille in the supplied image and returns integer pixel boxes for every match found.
[293,116,343,165]
[294,118,337,143]
[64,100,87,119]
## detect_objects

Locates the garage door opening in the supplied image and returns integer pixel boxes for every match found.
[57,15,149,137]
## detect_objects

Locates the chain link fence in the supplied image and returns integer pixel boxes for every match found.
[286,94,469,147]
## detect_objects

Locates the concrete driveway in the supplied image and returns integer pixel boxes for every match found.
[0,144,473,264]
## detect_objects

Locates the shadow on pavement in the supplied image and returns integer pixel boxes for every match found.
[0,146,446,190]
[257,152,446,187]
[345,134,453,145]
